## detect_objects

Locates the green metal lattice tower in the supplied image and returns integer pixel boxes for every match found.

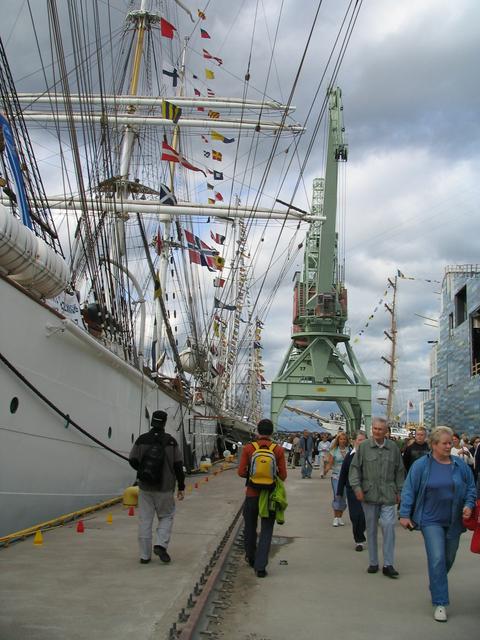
[270,87,371,435]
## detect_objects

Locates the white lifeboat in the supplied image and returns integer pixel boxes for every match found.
[179,344,208,374]
[0,203,69,298]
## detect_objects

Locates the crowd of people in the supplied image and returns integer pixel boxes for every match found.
[275,421,479,622]
[127,412,478,624]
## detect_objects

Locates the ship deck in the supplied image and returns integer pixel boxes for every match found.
[1,462,478,639]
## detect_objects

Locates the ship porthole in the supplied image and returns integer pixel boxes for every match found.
[131,433,134,443]
[108,426,112,439]
[10,397,19,413]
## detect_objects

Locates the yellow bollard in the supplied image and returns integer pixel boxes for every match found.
[106,513,113,524]
[33,530,43,545]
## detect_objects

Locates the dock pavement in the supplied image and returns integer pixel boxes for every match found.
[0,463,478,639]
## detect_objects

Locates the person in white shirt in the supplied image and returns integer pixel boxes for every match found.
[317,433,331,478]
[451,433,474,466]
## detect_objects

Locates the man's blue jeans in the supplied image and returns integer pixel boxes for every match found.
[421,525,460,606]
[301,454,312,478]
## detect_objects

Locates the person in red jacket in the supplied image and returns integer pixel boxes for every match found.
[238,419,287,577]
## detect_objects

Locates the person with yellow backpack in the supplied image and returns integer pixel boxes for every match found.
[238,419,287,577]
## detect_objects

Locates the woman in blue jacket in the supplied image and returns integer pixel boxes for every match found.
[399,426,476,623]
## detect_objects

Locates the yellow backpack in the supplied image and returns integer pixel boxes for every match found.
[248,442,277,490]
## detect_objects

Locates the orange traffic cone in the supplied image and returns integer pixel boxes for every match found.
[194,482,199,489]
[128,506,135,516]
[76,520,85,533]
[33,530,43,545]
[205,477,209,482]
[106,513,113,524]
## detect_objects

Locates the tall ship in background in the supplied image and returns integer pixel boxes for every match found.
[0,0,311,537]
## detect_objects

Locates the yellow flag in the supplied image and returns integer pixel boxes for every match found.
[161,100,182,124]
[210,130,224,141]
[205,68,215,79]
[154,273,162,299]
[213,255,225,270]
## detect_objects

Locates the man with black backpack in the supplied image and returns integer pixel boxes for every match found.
[129,410,185,564]
[238,419,287,578]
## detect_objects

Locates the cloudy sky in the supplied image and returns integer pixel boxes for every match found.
[1,0,479,430]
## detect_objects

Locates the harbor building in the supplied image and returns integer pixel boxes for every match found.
[420,265,480,435]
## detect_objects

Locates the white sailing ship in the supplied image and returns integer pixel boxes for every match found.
[0,0,311,537]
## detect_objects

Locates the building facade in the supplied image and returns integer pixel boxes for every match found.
[421,265,480,435]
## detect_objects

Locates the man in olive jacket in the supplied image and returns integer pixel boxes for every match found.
[349,417,404,578]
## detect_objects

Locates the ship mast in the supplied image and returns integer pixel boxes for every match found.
[378,276,398,423]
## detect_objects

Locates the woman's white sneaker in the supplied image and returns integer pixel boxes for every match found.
[338,518,345,526]
[332,517,339,527]
[433,606,447,622]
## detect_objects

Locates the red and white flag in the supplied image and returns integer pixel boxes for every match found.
[161,140,206,176]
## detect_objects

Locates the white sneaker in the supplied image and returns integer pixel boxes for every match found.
[433,606,447,622]
[333,517,339,527]
[338,518,345,526]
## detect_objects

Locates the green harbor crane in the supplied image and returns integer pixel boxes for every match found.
[271,87,371,435]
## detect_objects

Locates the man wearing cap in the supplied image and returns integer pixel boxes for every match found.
[129,410,185,564]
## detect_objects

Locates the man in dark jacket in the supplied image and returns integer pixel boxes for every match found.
[299,429,314,478]
[403,427,429,473]
[337,431,367,551]
[129,410,185,564]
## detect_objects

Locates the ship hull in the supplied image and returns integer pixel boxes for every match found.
[0,276,217,537]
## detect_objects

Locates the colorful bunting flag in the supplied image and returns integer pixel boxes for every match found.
[201,135,209,143]
[208,110,220,119]
[205,69,215,80]
[214,297,236,311]
[200,28,210,39]
[207,183,214,190]
[215,192,224,202]
[211,130,234,143]
[213,171,223,180]
[198,9,206,20]
[210,231,226,245]
[152,228,163,255]
[162,67,179,87]
[213,277,226,287]
[212,150,222,161]
[194,88,201,96]
[207,88,215,97]
[208,197,215,204]
[213,255,225,270]
[154,274,161,299]
[161,100,182,124]
[160,17,176,39]
[197,106,205,112]
[184,229,218,272]
[203,49,223,65]
[161,140,206,175]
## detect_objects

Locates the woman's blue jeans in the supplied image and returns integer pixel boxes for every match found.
[421,525,460,606]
